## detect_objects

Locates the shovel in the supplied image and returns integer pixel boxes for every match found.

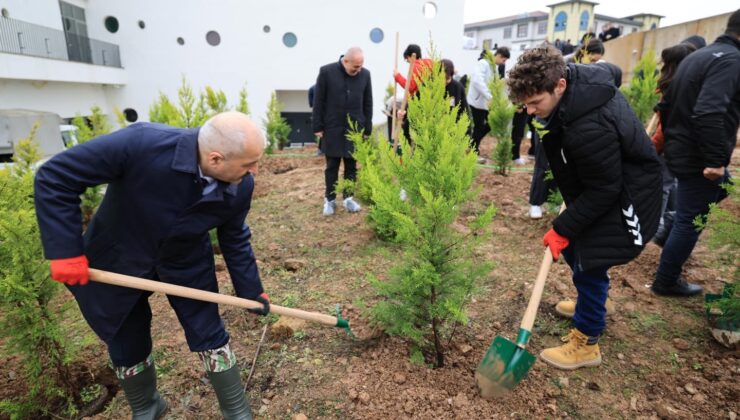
[88,269,351,334]
[475,237,558,398]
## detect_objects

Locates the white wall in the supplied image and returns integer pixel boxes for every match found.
[0,0,65,29]
[0,79,114,119]
[75,0,466,126]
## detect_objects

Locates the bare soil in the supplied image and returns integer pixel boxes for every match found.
[2,138,738,419]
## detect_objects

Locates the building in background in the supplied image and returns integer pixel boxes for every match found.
[464,0,662,64]
[0,0,466,145]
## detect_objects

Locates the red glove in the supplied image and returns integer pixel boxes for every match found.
[543,228,569,261]
[248,292,270,316]
[50,255,89,286]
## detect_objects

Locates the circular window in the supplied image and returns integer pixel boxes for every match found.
[138,20,145,29]
[369,28,384,43]
[104,16,119,33]
[263,25,271,33]
[206,30,221,46]
[123,108,138,123]
[1,8,9,18]
[423,2,437,19]
[177,37,185,45]
[282,32,297,48]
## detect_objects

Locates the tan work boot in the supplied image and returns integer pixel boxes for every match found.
[540,328,602,370]
[555,298,616,318]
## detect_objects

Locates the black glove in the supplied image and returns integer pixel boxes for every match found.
[248,292,270,316]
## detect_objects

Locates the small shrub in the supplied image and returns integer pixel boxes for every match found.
[0,130,77,418]
[264,92,292,153]
[621,51,660,126]
[485,53,517,175]
[72,105,113,225]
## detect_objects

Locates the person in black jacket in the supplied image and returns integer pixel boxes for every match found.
[652,10,740,297]
[312,47,373,216]
[507,46,662,370]
[441,59,468,121]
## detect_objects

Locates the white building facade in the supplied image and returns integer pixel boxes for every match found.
[1,0,466,144]
[463,11,549,66]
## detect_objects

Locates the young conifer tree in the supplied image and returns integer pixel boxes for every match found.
[0,128,77,418]
[264,91,292,153]
[486,52,517,175]
[354,59,496,367]
[236,83,250,115]
[72,105,113,225]
[621,50,660,125]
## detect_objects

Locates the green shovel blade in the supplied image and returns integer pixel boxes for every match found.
[475,335,536,399]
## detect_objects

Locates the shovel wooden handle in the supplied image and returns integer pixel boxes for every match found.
[88,268,341,327]
[519,203,566,332]
[519,249,554,332]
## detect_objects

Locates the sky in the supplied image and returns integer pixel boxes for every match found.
[464,0,737,27]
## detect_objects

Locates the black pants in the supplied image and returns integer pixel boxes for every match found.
[325,156,357,201]
[529,134,557,206]
[469,106,489,153]
[511,111,528,160]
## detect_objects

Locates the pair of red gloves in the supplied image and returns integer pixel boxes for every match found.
[49,256,270,315]
[543,228,569,261]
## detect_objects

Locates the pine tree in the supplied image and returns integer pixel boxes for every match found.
[263,92,292,153]
[0,129,77,418]
[72,105,113,225]
[486,52,517,175]
[354,61,495,367]
[236,83,250,115]
[621,51,660,125]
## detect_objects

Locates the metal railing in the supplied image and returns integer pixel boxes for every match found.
[0,16,121,68]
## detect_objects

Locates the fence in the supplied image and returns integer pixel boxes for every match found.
[0,16,121,67]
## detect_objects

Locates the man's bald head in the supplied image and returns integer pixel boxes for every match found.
[198,112,265,182]
[342,47,364,76]
[199,111,264,157]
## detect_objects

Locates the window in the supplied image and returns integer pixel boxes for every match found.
[517,23,527,38]
[282,32,297,48]
[520,44,528,50]
[503,27,512,39]
[206,30,220,46]
[176,37,185,45]
[369,28,384,43]
[537,21,547,35]
[123,108,138,123]
[482,39,492,50]
[465,32,474,38]
[579,11,589,31]
[138,20,145,29]
[554,11,567,32]
[632,27,639,33]
[104,16,119,33]
[422,2,437,19]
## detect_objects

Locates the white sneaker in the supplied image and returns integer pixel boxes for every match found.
[514,157,528,166]
[343,197,361,213]
[399,188,408,201]
[476,156,486,164]
[323,198,336,216]
[529,205,543,219]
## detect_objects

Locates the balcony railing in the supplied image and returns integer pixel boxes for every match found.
[0,16,121,68]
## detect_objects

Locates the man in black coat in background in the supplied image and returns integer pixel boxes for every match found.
[652,10,740,296]
[312,47,373,216]
[507,46,661,370]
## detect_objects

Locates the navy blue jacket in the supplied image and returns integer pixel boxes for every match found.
[34,123,263,341]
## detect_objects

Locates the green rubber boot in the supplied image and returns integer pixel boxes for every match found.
[208,365,253,420]
[118,364,168,420]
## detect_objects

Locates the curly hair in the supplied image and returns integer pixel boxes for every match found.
[507,46,566,103]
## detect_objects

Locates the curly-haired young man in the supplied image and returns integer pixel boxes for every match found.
[507,46,662,369]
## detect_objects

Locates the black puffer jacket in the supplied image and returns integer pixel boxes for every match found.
[543,63,662,271]
[660,35,740,177]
